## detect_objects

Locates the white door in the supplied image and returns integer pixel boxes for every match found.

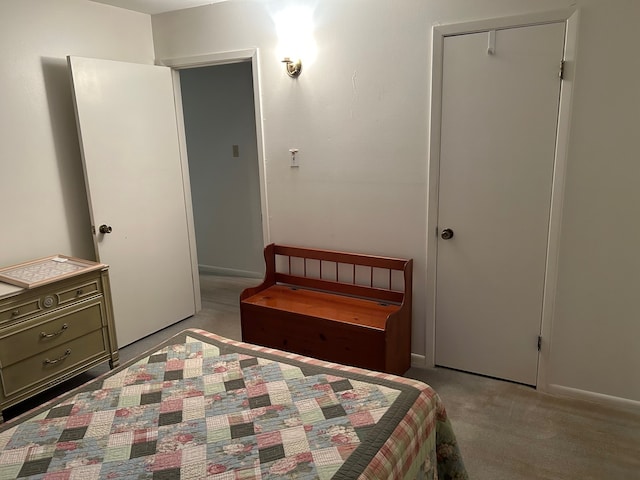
[435,23,565,385]
[68,56,196,347]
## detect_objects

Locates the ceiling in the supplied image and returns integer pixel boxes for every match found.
[89,0,226,15]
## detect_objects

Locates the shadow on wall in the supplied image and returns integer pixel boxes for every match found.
[41,57,94,260]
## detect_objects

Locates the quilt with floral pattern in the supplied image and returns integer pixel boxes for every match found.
[0,328,467,479]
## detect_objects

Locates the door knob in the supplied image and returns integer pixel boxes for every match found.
[441,228,454,240]
[99,224,113,234]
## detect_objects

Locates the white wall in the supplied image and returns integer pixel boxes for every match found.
[180,62,264,276]
[152,0,640,404]
[153,0,432,358]
[0,0,154,266]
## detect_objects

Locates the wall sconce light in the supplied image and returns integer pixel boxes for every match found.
[275,6,314,78]
[282,57,302,78]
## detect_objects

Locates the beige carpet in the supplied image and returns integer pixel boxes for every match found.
[406,366,640,479]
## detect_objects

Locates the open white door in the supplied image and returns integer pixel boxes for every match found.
[68,56,196,347]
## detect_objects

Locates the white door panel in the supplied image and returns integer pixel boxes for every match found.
[435,23,565,385]
[68,56,196,347]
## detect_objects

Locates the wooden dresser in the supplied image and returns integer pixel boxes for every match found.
[0,257,118,422]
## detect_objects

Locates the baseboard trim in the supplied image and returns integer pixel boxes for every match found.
[546,383,640,412]
[199,265,264,279]
[411,353,427,368]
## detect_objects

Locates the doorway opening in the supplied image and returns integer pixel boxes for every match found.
[179,62,265,279]
[160,50,270,314]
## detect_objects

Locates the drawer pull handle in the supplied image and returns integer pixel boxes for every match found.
[43,349,71,365]
[76,289,84,296]
[12,310,20,317]
[40,323,69,338]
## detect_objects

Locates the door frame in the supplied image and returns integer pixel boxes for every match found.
[425,9,579,390]
[157,49,271,309]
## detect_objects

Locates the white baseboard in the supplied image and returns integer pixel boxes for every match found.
[411,353,427,368]
[546,383,640,412]
[199,265,263,279]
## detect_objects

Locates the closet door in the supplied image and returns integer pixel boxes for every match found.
[68,56,196,347]
[435,23,565,385]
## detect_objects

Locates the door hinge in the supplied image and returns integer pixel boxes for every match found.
[537,335,542,352]
[559,60,565,80]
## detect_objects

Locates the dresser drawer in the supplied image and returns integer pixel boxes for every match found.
[0,329,106,397]
[0,298,42,323]
[0,300,104,368]
[0,274,104,326]
[57,279,102,305]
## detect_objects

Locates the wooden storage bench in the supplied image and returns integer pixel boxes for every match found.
[240,244,413,374]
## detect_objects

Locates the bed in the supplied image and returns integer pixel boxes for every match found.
[0,328,467,479]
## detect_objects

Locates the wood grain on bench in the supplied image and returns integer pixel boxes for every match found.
[240,244,412,374]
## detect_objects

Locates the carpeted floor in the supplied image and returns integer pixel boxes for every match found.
[3,274,639,479]
[405,366,640,479]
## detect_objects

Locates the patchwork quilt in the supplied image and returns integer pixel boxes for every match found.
[0,329,467,479]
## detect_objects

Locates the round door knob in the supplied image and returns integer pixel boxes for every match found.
[441,228,454,240]
[99,224,113,234]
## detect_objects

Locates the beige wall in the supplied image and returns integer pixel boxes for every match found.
[0,0,154,265]
[153,0,640,404]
